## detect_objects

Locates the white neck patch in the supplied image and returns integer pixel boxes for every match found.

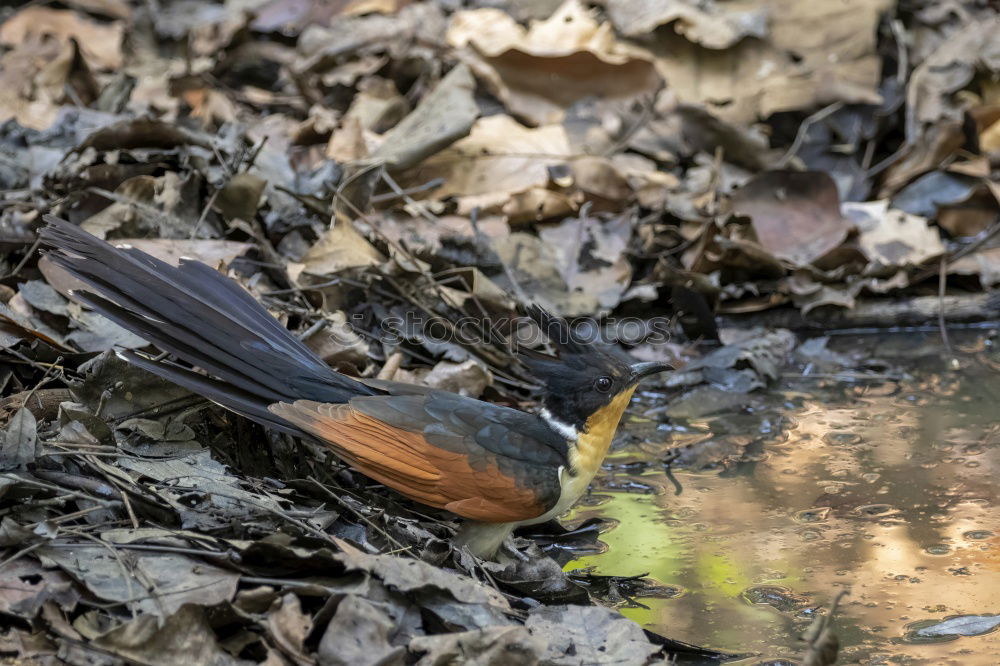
[539,407,578,440]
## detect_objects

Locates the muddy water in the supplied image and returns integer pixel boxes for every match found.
[565,331,1000,665]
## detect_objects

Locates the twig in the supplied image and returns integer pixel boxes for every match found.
[4,236,42,279]
[469,207,531,309]
[380,171,441,227]
[153,481,340,547]
[370,178,445,203]
[602,94,655,157]
[189,187,220,239]
[297,316,330,341]
[3,473,120,508]
[305,477,411,555]
[938,257,956,365]
[776,102,845,168]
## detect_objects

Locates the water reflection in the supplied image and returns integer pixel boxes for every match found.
[566,332,1000,664]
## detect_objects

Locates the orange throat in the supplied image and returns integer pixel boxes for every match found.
[569,385,637,478]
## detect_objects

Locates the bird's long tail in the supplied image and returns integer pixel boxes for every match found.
[40,215,376,434]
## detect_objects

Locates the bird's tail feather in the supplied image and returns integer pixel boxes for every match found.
[40,215,376,430]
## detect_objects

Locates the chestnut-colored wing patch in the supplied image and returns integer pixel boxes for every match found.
[269,396,564,522]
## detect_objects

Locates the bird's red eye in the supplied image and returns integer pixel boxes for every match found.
[594,376,612,393]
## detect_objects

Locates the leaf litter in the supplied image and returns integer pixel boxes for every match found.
[1,0,999,662]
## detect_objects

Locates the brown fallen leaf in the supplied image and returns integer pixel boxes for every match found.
[327,116,375,163]
[731,171,852,266]
[342,76,410,134]
[215,173,268,223]
[1,407,37,471]
[266,593,313,666]
[304,311,370,367]
[0,559,79,618]
[569,156,633,204]
[410,626,544,665]
[493,233,602,316]
[37,545,239,618]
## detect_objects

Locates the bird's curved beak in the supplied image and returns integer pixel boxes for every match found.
[629,360,673,381]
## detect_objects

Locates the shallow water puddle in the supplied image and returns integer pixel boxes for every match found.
[566,331,1000,664]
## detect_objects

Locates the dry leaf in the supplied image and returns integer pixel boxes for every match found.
[537,213,633,311]
[327,116,374,162]
[0,7,124,70]
[448,0,660,125]
[293,221,385,277]
[407,115,570,203]
[843,200,945,268]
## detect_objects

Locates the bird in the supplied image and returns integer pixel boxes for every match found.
[39,215,672,559]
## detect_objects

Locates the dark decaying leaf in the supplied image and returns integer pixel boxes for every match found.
[1,406,37,470]
[68,351,195,421]
[317,595,406,666]
[92,604,249,666]
[36,545,239,618]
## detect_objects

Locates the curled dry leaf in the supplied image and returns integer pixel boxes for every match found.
[0,7,124,70]
[448,0,660,125]
[607,0,769,48]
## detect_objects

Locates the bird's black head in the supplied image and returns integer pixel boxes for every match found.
[516,305,672,433]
